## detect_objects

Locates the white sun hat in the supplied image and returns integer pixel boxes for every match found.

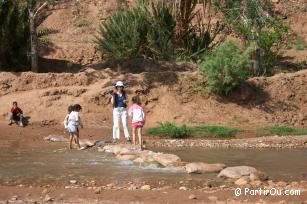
[115,81,124,87]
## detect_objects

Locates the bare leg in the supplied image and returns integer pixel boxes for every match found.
[132,127,136,146]
[75,132,81,149]
[138,128,143,150]
[69,133,73,150]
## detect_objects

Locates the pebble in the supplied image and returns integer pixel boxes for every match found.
[140,185,151,190]
[44,194,53,202]
[188,194,197,199]
[106,183,114,187]
[11,196,18,201]
[179,186,187,191]
[94,187,102,194]
[70,180,77,184]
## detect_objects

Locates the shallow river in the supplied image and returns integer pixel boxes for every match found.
[0,147,306,186]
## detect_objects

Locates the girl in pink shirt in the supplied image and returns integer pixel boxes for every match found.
[128,95,146,149]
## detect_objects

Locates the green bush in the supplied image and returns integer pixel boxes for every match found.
[146,122,191,138]
[200,40,253,96]
[95,8,147,59]
[258,19,289,75]
[95,4,175,60]
[257,126,307,136]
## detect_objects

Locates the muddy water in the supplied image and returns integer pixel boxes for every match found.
[158,147,307,181]
[0,147,306,187]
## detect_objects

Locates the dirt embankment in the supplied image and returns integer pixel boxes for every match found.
[0,69,306,129]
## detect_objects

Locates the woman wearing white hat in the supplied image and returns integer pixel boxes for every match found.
[111,81,130,142]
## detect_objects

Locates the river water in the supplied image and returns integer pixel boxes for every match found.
[0,147,306,187]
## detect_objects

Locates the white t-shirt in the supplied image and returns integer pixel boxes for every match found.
[68,111,81,126]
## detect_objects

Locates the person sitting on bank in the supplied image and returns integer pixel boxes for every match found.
[8,101,24,127]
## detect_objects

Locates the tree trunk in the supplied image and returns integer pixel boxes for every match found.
[253,32,262,76]
[29,11,39,72]
[253,48,261,76]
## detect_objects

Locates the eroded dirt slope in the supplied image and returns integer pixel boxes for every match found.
[0,69,306,128]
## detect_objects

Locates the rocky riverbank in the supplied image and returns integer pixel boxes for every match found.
[146,135,307,149]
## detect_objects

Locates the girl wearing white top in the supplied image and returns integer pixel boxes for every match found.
[67,104,83,150]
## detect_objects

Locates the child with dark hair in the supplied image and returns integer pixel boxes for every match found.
[8,101,24,127]
[128,95,146,149]
[67,104,83,150]
[63,105,74,129]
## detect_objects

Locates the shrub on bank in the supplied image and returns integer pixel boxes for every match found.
[200,40,253,96]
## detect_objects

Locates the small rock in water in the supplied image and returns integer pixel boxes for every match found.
[94,187,102,194]
[218,166,257,179]
[140,185,151,190]
[106,183,114,187]
[179,186,187,191]
[44,194,53,202]
[188,194,197,199]
[70,180,77,184]
[11,195,18,201]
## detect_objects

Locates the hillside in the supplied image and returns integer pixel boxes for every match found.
[1,0,307,129]
[38,0,307,69]
[0,69,306,129]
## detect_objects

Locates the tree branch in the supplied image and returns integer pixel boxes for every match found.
[33,1,48,19]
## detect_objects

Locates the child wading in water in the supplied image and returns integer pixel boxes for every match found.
[128,95,146,149]
[63,105,74,129]
[67,104,83,150]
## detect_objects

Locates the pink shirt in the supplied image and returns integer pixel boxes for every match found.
[128,104,146,123]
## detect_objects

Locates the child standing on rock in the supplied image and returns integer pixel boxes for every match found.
[128,95,146,149]
[67,104,83,150]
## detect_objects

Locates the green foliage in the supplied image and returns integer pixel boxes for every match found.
[96,4,176,60]
[257,126,307,136]
[200,40,253,96]
[146,122,243,138]
[258,19,289,75]
[214,0,289,76]
[146,122,191,138]
[191,125,243,137]
[96,8,147,59]
[0,1,30,70]
[96,1,221,61]
[145,3,176,60]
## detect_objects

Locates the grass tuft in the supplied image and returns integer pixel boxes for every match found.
[146,122,191,138]
[146,122,243,138]
[257,125,307,136]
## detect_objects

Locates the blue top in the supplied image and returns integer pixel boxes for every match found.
[114,93,127,108]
